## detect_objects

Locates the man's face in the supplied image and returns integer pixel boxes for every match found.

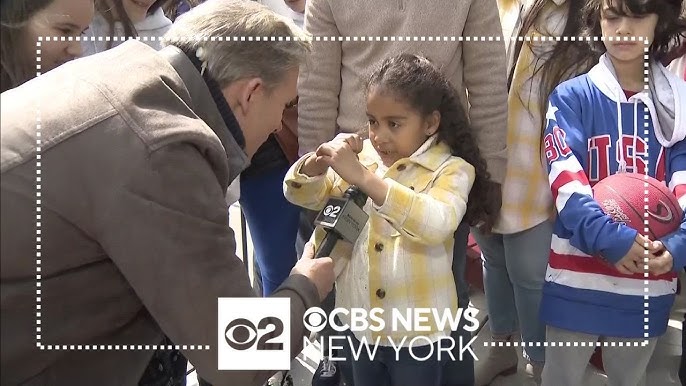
[235,68,299,158]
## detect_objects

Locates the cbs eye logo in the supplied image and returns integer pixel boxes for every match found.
[224,317,284,351]
[303,307,328,333]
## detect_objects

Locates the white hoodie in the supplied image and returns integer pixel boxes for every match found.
[588,53,686,156]
[82,7,172,56]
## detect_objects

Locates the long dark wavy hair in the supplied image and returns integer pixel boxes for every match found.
[365,53,498,228]
[0,0,53,92]
[581,0,686,62]
[513,0,599,137]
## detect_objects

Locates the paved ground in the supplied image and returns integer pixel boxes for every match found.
[186,203,684,386]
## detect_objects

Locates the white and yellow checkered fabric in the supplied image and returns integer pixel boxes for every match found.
[284,137,475,345]
[493,0,568,234]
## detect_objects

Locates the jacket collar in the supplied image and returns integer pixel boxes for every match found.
[360,135,453,172]
[158,45,249,182]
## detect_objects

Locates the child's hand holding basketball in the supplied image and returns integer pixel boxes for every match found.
[647,241,674,275]
[614,234,653,274]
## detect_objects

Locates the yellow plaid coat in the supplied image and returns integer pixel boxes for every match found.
[494,0,568,233]
[284,137,475,345]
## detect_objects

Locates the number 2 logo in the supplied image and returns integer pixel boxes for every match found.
[224,317,284,351]
[323,205,341,218]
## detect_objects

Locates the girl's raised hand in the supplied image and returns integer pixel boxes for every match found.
[315,133,366,185]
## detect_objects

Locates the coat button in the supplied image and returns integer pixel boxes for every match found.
[376,288,386,299]
[374,242,384,252]
[397,164,406,171]
[289,181,302,188]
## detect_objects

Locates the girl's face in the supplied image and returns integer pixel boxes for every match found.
[26,0,94,72]
[366,87,440,167]
[600,1,658,64]
[284,0,306,14]
[122,0,157,23]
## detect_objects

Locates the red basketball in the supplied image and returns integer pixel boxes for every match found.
[593,173,681,240]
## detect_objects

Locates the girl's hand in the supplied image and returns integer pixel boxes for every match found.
[315,134,366,185]
[647,241,674,275]
[300,153,329,177]
[614,234,653,275]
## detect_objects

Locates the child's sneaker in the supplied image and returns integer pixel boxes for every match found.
[311,356,341,386]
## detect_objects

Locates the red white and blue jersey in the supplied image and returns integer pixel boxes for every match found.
[541,55,686,338]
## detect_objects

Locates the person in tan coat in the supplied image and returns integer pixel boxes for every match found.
[297,1,509,385]
[0,1,334,385]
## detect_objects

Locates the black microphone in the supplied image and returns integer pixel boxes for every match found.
[313,185,369,258]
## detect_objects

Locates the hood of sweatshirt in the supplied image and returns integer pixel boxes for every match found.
[588,53,686,150]
[135,7,172,33]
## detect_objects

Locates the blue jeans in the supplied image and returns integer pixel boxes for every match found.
[239,165,300,295]
[345,330,447,386]
[441,222,475,386]
[471,220,552,363]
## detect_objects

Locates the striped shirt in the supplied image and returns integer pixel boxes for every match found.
[284,137,475,345]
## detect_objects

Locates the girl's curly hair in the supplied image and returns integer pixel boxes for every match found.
[365,53,499,228]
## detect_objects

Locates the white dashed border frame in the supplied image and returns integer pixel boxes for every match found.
[35,35,650,351]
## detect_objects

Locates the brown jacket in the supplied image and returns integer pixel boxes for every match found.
[298,0,509,183]
[0,41,318,385]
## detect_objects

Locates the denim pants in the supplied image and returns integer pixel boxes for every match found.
[471,220,552,363]
[441,222,475,386]
[239,164,301,295]
[344,330,447,386]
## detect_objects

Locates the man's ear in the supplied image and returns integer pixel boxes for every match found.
[425,110,441,136]
[236,78,264,115]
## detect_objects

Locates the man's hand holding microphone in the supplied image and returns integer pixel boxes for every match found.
[290,243,335,302]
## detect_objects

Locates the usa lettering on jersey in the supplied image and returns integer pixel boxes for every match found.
[586,134,667,183]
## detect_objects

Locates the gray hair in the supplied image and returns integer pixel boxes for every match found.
[162,0,311,89]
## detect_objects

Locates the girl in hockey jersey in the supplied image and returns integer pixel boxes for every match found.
[539,0,686,385]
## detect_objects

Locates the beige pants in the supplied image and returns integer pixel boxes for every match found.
[542,326,658,386]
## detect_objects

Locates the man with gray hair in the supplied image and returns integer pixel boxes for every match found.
[0,1,334,385]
